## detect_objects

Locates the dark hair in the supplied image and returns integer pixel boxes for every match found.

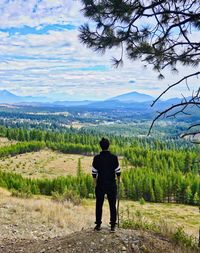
[99,138,110,150]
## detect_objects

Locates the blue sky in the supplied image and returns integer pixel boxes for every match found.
[0,0,199,101]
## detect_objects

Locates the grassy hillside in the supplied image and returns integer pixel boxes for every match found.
[0,149,127,178]
[0,188,199,241]
[0,150,93,178]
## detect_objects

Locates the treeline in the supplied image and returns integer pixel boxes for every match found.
[0,142,198,206]
[0,125,199,206]
[122,167,200,205]
[0,170,93,198]
[0,168,199,205]
[0,141,45,158]
[47,142,99,155]
[0,125,196,151]
[123,148,199,174]
[0,139,198,176]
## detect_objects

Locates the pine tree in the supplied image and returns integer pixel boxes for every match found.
[77,158,82,176]
[185,186,193,204]
[80,0,200,137]
[193,192,199,205]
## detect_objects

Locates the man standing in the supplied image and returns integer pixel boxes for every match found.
[92,138,121,232]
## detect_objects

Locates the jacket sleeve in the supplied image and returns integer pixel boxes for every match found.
[92,156,98,178]
[114,156,121,176]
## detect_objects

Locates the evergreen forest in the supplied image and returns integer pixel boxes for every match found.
[0,125,199,206]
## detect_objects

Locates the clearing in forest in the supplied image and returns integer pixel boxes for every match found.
[0,149,128,178]
[0,149,93,178]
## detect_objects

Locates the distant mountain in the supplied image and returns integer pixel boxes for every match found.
[53,100,93,106]
[0,90,21,103]
[109,91,154,103]
[0,89,184,111]
[0,90,49,103]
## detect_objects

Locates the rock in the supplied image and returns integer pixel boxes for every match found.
[124,239,129,244]
[131,244,140,253]
[132,239,140,244]
[40,249,45,253]
[122,246,127,251]
[140,245,148,252]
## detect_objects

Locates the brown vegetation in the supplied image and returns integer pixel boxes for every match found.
[0,137,17,147]
[0,150,93,178]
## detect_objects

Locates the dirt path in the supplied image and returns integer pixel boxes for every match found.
[0,228,197,253]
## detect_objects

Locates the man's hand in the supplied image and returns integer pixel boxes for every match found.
[93,178,97,187]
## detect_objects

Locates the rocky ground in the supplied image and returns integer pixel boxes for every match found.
[0,188,199,253]
[0,227,199,253]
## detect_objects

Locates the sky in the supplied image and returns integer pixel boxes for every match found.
[0,0,199,101]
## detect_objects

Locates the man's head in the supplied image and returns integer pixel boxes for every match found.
[99,137,110,150]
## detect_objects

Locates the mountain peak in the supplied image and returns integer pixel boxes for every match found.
[0,89,19,101]
[0,89,14,95]
[0,90,50,104]
[109,91,154,103]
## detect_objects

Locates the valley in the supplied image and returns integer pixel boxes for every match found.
[0,91,199,252]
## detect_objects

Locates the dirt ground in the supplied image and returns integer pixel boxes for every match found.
[0,188,199,253]
[1,228,199,253]
[0,188,199,241]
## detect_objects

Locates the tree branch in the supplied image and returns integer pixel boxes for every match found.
[151,72,200,107]
[148,101,200,135]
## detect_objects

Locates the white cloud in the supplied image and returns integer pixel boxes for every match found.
[0,1,198,100]
[0,0,75,28]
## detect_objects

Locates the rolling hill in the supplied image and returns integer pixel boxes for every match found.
[109,91,154,103]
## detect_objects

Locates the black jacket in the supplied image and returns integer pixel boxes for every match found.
[92,151,121,186]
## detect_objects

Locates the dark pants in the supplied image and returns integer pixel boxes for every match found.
[95,184,117,226]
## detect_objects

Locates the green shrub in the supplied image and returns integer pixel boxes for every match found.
[51,191,64,202]
[52,189,81,205]
[139,197,145,205]
[11,189,32,198]
[172,227,197,248]
[63,189,81,205]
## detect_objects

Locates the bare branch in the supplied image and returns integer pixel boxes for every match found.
[148,101,200,135]
[80,0,200,138]
[188,124,200,130]
[151,72,200,107]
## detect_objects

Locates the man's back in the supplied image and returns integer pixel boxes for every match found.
[92,150,120,186]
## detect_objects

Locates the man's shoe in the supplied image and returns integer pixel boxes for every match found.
[110,225,116,233]
[94,225,101,231]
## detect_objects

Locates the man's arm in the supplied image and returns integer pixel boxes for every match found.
[115,156,121,182]
[92,156,98,186]
[93,177,97,187]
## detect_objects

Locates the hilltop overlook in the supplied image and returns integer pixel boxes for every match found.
[1,227,199,253]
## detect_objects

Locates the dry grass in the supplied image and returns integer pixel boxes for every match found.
[120,201,200,239]
[0,149,127,178]
[0,149,93,178]
[0,137,17,147]
[0,188,110,240]
[0,188,199,246]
